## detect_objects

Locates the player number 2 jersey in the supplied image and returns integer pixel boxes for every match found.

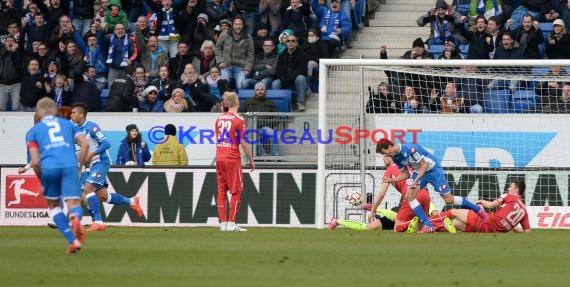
[26,116,81,168]
[215,112,245,162]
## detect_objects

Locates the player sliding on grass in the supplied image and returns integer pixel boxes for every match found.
[70,103,143,231]
[377,140,487,233]
[328,155,454,233]
[434,180,531,233]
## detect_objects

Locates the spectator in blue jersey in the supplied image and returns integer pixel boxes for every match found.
[377,140,489,233]
[70,103,144,232]
[116,124,152,166]
[27,98,89,253]
[72,26,109,90]
[311,0,352,58]
[417,0,467,45]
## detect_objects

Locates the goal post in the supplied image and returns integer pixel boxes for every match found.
[316,59,570,229]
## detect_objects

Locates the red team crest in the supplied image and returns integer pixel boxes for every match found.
[4,175,47,208]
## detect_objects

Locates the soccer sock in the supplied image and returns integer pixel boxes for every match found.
[410,199,433,227]
[454,196,481,212]
[50,207,75,244]
[106,192,132,205]
[228,193,242,223]
[68,205,84,221]
[86,193,103,222]
[376,209,397,221]
[217,192,227,223]
[438,210,453,219]
[337,219,367,230]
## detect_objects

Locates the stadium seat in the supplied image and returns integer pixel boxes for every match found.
[531,67,550,76]
[455,1,470,16]
[511,90,538,113]
[427,45,443,58]
[238,89,292,112]
[538,43,545,59]
[100,89,110,111]
[539,22,552,41]
[459,44,469,54]
[484,89,511,113]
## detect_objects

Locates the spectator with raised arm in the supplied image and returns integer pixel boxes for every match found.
[466,15,493,59]
[73,24,109,90]
[179,63,216,112]
[417,0,467,45]
[0,35,23,111]
[311,0,352,58]
[505,13,544,59]
[102,23,137,85]
[145,0,182,58]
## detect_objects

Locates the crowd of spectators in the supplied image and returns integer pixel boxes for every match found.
[369,0,570,114]
[0,0,368,113]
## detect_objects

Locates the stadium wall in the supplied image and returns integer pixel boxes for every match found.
[1,166,569,229]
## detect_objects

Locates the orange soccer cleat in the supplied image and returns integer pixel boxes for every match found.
[87,223,106,232]
[131,196,143,218]
[66,240,82,254]
[70,215,86,243]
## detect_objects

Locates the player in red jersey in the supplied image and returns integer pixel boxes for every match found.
[215,92,255,232]
[435,180,531,233]
[327,155,454,233]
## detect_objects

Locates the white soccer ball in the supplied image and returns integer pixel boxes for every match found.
[346,191,364,207]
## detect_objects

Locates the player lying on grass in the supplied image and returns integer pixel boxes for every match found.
[377,140,487,233]
[433,180,530,233]
[328,155,455,233]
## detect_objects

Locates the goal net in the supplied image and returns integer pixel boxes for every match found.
[316,59,570,229]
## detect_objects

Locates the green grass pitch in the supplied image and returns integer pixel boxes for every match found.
[0,227,568,287]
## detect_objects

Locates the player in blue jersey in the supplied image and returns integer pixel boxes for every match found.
[70,103,143,231]
[27,98,90,253]
[377,139,487,233]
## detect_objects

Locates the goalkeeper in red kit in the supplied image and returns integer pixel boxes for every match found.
[215,92,255,231]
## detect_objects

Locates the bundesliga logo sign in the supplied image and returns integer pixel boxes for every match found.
[146,125,422,145]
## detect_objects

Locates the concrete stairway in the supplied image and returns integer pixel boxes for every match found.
[342,0,435,59]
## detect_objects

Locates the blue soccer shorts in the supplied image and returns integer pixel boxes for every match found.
[41,166,81,200]
[409,167,451,195]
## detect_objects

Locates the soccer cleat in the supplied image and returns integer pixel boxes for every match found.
[220,223,227,231]
[418,225,436,234]
[86,223,106,232]
[406,217,419,233]
[227,224,247,231]
[66,240,82,254]
[69,215,86,243]
[443,218,456,234]
[327,218,339,230]
[361,203,373,211]
[131,196,143,218]
[47,223,57,229]
[476,207,489,224]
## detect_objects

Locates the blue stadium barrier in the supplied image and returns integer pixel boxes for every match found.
[238,89,292,112]
[511,90,538,113]
[485,89,511,113]
[101,89,110,111]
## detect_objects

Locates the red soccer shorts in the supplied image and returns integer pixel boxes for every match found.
[216,161,243,194]
[396,188,430,222]
[465,210,492,232]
